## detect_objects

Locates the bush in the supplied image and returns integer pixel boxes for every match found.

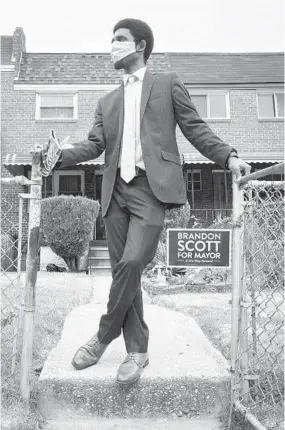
[41,196,100,272]
[145,201,191,278]
[161,200,191,244]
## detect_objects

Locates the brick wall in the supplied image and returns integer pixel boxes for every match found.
[1,71,29,240]
[2,89,107,159]
[177,88,284,155]
[1,76,284,231]
[2,86,284,162]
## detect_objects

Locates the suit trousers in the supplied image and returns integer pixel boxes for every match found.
[97,171,166,353]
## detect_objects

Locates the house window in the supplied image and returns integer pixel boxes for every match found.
[257,92,284,118]
[189,92,229,119]
[186,169,202,191]
[53,171,84,196]
[36,93,78,120]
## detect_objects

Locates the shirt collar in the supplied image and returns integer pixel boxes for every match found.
[123,66,147,85]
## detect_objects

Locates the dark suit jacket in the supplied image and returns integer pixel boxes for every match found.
[61,69,236,217]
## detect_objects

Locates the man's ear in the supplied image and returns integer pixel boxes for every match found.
[136,40,146,52]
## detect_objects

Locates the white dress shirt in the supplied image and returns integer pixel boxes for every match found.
[118,66,147,170]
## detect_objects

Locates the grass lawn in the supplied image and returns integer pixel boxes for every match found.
[1,272,93,430]
[2,272,282,429]
[151,291,284,430]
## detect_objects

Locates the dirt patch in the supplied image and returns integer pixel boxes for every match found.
[1,272,93,430]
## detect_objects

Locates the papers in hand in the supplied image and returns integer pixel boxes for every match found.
[41,130,71,177]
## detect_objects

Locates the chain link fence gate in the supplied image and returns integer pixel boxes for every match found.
[1,150,42,400]
[230,162,284,430]
[1,194,26,384]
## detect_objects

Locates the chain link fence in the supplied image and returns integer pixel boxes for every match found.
[230,163,284,430]
[1,195,26,385]
[1,154,42,400]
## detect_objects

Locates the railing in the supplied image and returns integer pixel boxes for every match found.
[229,162,284,430]
[189,208,232,227]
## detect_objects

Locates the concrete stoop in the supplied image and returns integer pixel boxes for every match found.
[42,416,222,429]
[39,298,230,422]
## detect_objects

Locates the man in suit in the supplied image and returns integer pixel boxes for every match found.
[43,18,250,384]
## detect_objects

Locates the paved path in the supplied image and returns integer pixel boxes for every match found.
[39,275,229,427]
[43,416,221,429]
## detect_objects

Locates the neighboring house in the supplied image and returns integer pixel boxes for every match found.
[1,28,284,241]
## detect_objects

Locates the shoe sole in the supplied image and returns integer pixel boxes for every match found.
[71,359,99,370]
[116,359,149,385]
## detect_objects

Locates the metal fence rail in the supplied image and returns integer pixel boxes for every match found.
[230,163,284,430]
[188,208,233,228]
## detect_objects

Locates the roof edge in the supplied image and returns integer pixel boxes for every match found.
[21,51,285,56]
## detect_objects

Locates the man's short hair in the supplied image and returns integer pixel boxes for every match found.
[113,18,154,63]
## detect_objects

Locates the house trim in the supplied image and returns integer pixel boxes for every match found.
[1,65,15,71]
[188,90,231,119]
[256,89,285,119]
[185,168,202,192]
[35,92,78,121]
[13,83,285,92]
[14,84,120,92]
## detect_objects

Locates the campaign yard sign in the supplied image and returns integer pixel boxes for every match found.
[167,229,231,268]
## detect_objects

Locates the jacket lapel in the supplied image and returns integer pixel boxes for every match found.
[114,83,124,146]
[140,69,155,123]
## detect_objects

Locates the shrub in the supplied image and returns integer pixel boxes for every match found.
[41,196,100,272]
[145,201,191,278]
[161,200,191,244]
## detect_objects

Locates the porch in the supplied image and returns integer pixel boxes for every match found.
[3,155,283,274]
[40,162,235,240]
[3,154,283,243]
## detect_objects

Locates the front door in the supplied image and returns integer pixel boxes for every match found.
[95,173,106,241]
[212,170,232,218]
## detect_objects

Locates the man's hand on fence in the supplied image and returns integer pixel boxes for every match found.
[228,157,251,181]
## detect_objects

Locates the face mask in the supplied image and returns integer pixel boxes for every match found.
[110,41,136,63]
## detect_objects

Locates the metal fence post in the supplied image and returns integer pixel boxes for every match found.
[20,149,42,400]
[11,196,24,377]
[230,175,243,404]
[247,187,258,402]
[239,186,250,404]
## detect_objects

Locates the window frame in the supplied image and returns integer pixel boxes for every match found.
[35,92,78,121]
[52,170,85,196]
[257,90,284,119]
[186,169,202,192]
[187,89,231,120]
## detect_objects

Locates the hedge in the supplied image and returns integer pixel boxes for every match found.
[41,196,100,272]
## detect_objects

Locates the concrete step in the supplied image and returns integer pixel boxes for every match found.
[89,257,111,267]
[38,298,229,420]
[42,415,221,429]
[89,247,110,258]
[89,266,112,276]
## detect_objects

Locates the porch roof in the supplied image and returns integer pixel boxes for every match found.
[3,151,283,176]
[182,151,284,164]
[3,153,105,175]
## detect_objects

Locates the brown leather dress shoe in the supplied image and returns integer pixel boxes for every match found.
[116,352,149,384]
[71,334,108,370]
